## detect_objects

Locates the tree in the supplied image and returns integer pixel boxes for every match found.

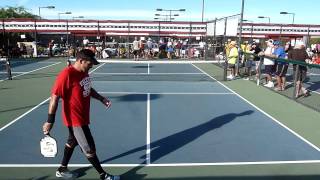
[0,6,38,56]
[0,6,38,19]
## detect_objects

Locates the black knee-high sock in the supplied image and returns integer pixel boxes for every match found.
[61,145,75,167]
[87,154,105,175]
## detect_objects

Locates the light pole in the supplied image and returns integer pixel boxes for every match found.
[38,6,55,19]
[156,8,185,22]
[280,11,295,24]
[243,19,254,42]
[72,16,84,20]
[202,0,205,22]
[237,0,245,79]
[58,11,72,20]
[258,16,270,23]
[155,14,178,22]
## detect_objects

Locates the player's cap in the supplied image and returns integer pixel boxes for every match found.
[76,49,99,65]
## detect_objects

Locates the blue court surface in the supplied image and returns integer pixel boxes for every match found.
[0,61,320,167]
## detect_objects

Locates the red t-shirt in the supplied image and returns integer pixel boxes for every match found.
[52,66,91,127]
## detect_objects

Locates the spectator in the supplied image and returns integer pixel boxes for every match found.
[146,38,153,59]
[251,42,262,81]
[132,37,140,60]
[262,39,275,88]
[49,40,54,57]
[227,41,238,80]
[272,41,287,91]
[166,45,174,59]
[288,42,311,98]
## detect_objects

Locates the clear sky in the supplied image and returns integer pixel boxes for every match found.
[0,0,317,24]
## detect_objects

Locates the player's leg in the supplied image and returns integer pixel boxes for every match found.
[73,125,120,180]
[56,127,78,178]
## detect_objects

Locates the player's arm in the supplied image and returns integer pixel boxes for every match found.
[42,94,60,135]
[90,88,111,108]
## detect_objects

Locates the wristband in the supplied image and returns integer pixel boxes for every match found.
[47,114,56,123]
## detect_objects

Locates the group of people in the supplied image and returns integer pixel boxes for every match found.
[131,37,205,60]
[226,38,312,98]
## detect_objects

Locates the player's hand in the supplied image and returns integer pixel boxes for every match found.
[102,98,111,109]
[42,122,53,135]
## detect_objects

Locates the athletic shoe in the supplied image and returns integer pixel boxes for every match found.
[264,81,274,88]
[101,173,120,180]
[56,169,78,179]
[227,75,234,80]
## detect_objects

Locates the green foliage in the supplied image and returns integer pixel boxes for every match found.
[0,6,38,19]
[310,38,320,44]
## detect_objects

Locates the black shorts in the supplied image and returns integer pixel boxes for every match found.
[133,50,139,55]
[67,125,96,154]
[264,65,274,75]
[275,64,288,77]
[297,69,307,82]
[228,63,235,68]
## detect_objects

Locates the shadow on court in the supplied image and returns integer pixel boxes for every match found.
[74,110,252,179]
[115,94,162,102]
[74,110,253,179]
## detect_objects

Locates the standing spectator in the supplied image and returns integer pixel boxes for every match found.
[262,39,275,88]
[132,37,140,60]
[49,40,54,57]
[166,45,174,59]
[251,42,262,81]
[288,42,311,98]
[272,41,287,91]
[139,39,145,59]
[175,40,182,58]
[27,45,34,58]
[146,38,153,59]
[227,41,238,80]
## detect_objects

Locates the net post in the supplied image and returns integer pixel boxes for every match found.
[5,57,12,80]
[257,55,264,86]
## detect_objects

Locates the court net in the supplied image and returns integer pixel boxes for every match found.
[69,58,226,82]
[240,52,320,112]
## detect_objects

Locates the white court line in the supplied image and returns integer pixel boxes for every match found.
[148,63,150,74]
[192,64,320,152]
[0,63,106,131]
[93,72,203,75]
[9,61,57,64]
[0,71,28,74]
[146,93,151,165]
[89,62,106,74]
[2,160,320,167]
[0,98,50,132]
[98,92,234,95]
[0,62,61,82]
